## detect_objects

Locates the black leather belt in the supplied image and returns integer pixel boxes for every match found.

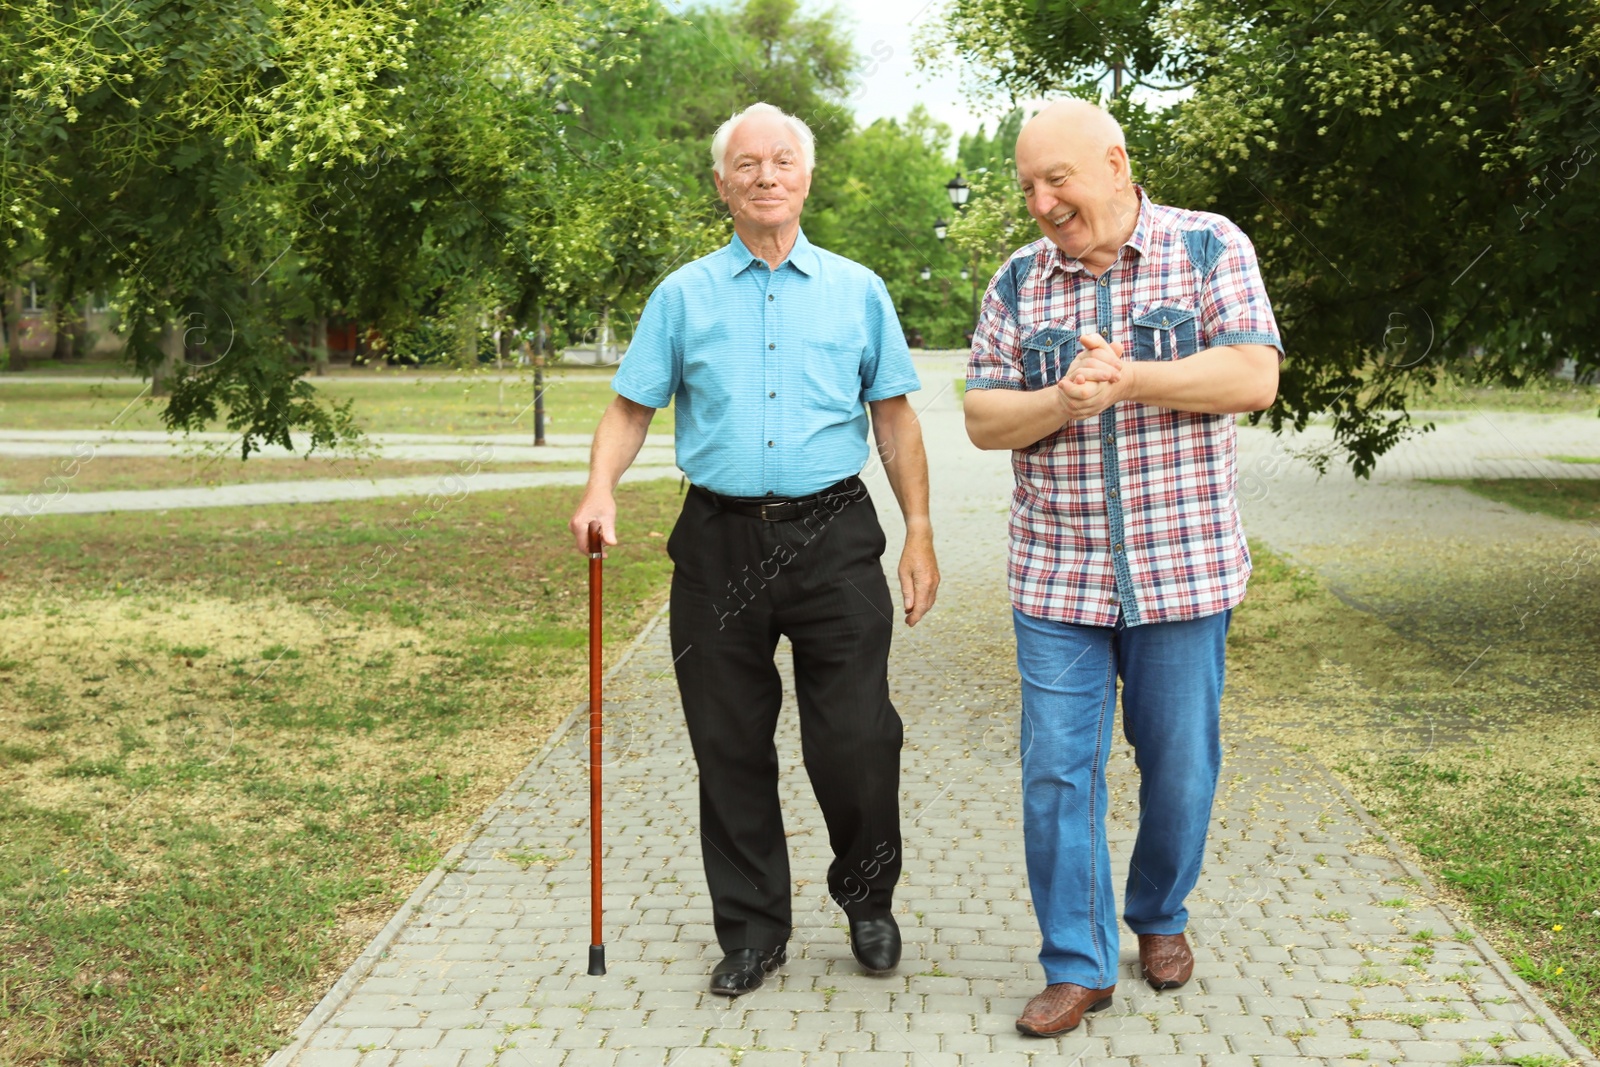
[692,475,866,521]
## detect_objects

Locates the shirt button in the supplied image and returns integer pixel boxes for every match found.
[1103,432,1115,443]
[1109,489,1119,499]
[1113,542,1124,553]
[767,294,774,301]
[769,391,776,398]
[1161,317,1170,328]
[767,440,774,447]
[769,342,776,350]
[1099,276,1109,287]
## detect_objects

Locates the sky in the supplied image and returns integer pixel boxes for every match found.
[829,0,1002,143]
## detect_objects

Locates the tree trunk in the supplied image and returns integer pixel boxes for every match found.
[153,322,184,396]
[69,300,91,361]
[51,301,76,362]
[312,315,329,377]
[2,284,25,372]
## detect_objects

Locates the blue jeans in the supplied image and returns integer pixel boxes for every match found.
[1013,607,1230,988]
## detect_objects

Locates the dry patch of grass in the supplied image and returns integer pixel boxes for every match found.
[0,479,682,1065]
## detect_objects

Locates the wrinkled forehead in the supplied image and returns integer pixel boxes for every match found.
[726,116,805,165]
[1015,133,1101,184]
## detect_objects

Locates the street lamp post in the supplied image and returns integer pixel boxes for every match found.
[944,173,980,331]
[946,173,971,211]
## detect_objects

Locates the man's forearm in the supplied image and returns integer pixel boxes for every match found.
[963,386,1068,451]
[870,397,932,533]
[1119,344,1279,414]
[587,396,656,492]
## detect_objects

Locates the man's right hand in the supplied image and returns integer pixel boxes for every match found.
[1054,330,1125,422]
[569,491,619,555]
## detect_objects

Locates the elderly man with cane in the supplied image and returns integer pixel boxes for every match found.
[569,102,939,997]
[964,99,1282,1036]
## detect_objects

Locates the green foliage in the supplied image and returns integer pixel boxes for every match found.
[945,168,1036,298]
[923,0,1600,475]
[572,0,859,193]
[2,0,701,453]
[957,108,1024,174]
[926,0,1173,105]
[808,109,974,346]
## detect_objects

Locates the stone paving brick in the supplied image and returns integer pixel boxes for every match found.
[269,403,1599,1067]
[295,1054,363,1067]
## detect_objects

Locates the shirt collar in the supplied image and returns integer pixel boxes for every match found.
[728,227,819,277]
[1042,185,1152,277]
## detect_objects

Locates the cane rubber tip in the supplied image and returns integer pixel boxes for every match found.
[588,944,607,976]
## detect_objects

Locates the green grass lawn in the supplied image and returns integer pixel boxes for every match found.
[1440,477,1600,524]
[1403,370,1600,414]
[1232,489,1600,1049]
[0,370,674,438]
[0,479,683,1065]
[0,454,588,494]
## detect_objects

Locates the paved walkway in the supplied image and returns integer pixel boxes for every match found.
[264,393,1598,1067]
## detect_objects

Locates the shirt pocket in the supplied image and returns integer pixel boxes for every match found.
[801,337,866,410]
[1019,321,1080,390]
[1131,304,1200,361]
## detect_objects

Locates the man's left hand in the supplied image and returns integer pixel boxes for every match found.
[898,527,940,626]
[1058,331,1128,421]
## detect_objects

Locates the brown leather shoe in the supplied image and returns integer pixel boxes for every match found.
[1138,932,1194,989]
[1015,982,1115,1037]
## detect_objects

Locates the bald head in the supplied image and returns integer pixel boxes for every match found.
[1017,99,1127,160]
[1014,100,1139,272]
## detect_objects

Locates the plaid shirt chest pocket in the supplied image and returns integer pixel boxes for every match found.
[1131,303,1200,361]
[1019,322,1081,389]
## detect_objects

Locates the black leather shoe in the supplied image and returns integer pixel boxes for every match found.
[709,946,786,997]
[848,915,901,974]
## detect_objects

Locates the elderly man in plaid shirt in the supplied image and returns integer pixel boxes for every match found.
[964,100,1282,1038]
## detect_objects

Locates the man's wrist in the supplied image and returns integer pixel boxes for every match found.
[1117,359,1143,406]
[903,516,933,537]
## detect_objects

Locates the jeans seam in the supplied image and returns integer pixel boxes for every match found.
[1087,650,1116,989]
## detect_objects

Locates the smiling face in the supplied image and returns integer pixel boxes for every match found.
[1015,102,1138,273]
[713,111,812,242]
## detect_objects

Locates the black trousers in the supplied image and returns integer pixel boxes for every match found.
[667,480,903,952]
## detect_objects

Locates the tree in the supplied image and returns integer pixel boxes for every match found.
[957,108,1025,174]
[2,0,662,455]
[571,0,857,197]
[923,0,1600,474]
[807,108,975,347]
[930,0,1172,104]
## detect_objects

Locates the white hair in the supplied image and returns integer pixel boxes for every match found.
[710,102,816,177]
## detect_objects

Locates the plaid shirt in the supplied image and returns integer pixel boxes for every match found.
[966,189,1282,627]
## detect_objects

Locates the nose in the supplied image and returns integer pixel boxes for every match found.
[754,160,779,186]
[1029,188,1058,220]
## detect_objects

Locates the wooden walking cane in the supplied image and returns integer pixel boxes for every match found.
[586,521,607,976]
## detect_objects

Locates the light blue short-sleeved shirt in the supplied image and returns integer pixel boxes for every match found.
[612,228,920,498]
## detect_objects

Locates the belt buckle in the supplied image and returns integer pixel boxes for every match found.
[759,502,778,521]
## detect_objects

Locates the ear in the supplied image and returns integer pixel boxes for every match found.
[1107,144,1131,189]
